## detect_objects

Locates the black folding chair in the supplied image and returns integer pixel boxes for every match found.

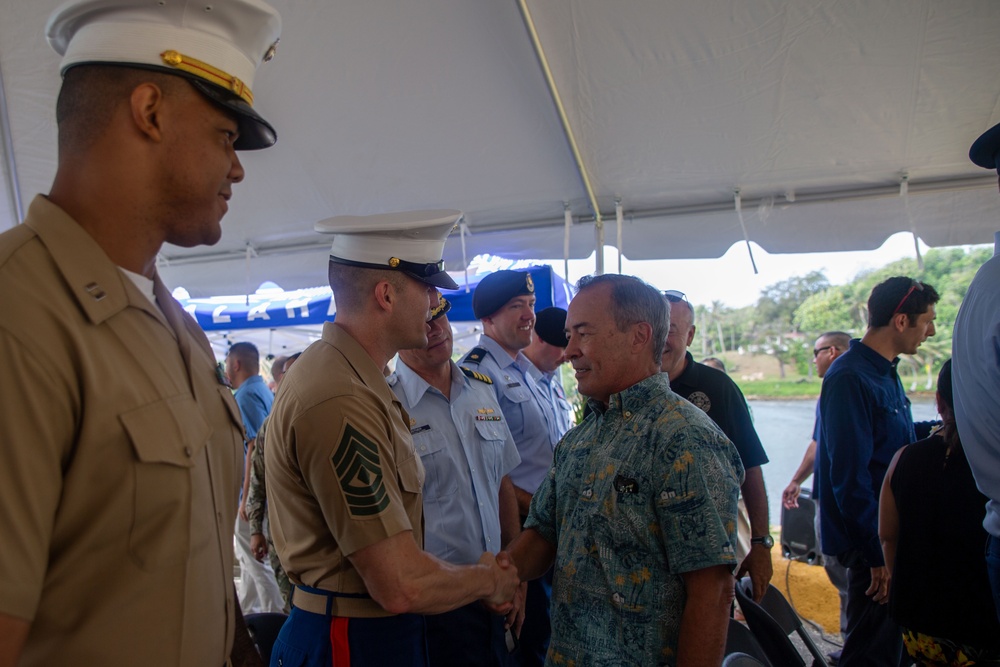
[726,617,774,666]
[734,578,808,667]
[244,612,288,665]
[738,576,829,667]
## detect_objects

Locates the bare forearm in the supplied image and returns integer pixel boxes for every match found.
[878,461,901,577]
[790,441,817,485]
[351,532,515,616]
[392,556,499,614]
[741,466,770,537]
[676,566,733,667]
[507,527,556,582]
[499,476,521,548]
[513,484,534,517]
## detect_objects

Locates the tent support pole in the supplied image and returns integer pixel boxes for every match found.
[0,55,25,226]
[516,0,603,273]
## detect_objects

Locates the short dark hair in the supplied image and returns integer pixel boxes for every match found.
[227,341,260,374]
[867,276,939,328]
[576,274,669,363]
[56,64,184,155]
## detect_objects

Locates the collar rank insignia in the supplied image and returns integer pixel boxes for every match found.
[461,367,493,384]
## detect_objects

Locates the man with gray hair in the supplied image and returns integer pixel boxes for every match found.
[505,274,744,666]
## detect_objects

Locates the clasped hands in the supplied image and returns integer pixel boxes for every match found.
[479,551,526,634]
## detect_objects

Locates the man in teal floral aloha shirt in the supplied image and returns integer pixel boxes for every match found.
[505,274,744,666]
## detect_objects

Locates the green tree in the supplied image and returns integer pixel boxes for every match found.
[793,246,991,387]
[748,271,830,377]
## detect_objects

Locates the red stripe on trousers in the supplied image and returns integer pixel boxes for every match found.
[330,617,350,666]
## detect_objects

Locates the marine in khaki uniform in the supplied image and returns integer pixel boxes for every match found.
[0,1,281,665]
[265,211,520,667]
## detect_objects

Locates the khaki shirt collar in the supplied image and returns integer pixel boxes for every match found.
[24,195,165,326]
[322,322,400,406]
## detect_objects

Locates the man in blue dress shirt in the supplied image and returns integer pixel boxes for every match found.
[391,294,522,666]
[225,341,285,615]
[818,276,938,667]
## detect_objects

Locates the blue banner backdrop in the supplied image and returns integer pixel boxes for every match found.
[179,265,572,331]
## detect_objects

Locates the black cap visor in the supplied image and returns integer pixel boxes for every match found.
[970,122,1000,170]
[187,78,276,150]
[329,255,459,290]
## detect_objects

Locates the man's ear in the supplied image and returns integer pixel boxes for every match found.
[373,280,395,312]
[129,82,167,143]
[632,321,653,352]
[686,324,696,347]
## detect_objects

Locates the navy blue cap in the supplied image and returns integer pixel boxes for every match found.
[534,307,568,348]
[472,270,534,319]
[970,122,1000,170]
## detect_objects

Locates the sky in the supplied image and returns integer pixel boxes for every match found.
[523,232,991,309]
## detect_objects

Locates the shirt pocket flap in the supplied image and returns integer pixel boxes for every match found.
[120,397,211,467]
[474,419,505,442]
[397,452,425,494]
[411,430,447,458]
[500,382,530,403]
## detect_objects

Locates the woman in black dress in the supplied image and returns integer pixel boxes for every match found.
[879,359,1000,666]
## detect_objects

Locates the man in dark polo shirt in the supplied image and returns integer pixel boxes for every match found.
[661,290,773,601]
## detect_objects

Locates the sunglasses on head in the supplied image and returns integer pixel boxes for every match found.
[663,290,688,303]
[891,280,923,316]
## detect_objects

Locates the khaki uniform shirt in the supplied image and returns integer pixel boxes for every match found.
[0,196,245,666]
[265,323,425,617]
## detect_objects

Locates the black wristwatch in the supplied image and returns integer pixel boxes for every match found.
[750,535,774,549]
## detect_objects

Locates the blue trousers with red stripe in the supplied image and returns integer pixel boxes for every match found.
[270,606,428,667]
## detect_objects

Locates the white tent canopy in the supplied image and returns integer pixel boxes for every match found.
[3,0,999,297]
